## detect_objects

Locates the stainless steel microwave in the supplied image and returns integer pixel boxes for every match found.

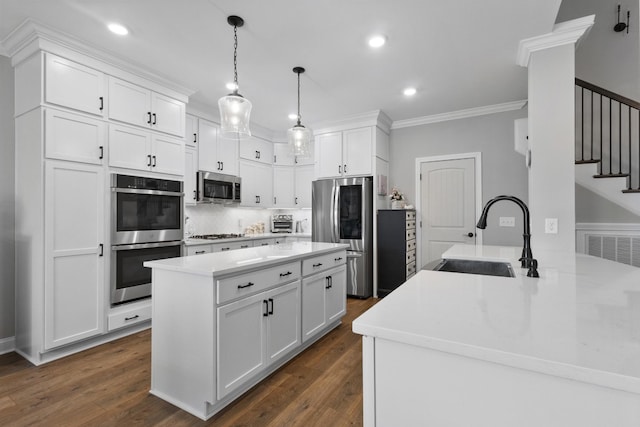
[197,171,241,204]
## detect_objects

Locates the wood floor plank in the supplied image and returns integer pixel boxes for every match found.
[0,298,377,426]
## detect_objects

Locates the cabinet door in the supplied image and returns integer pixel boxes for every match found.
[184,147,198,205]
[217,293,267,399]
[186,244,212,256]
[152,134,184,176]
[108,77,152,128]
[273,166,295,207]
[44,162,105,349]
[273,142,296,166]
[295,139,315,165]
[316,132,343,178]
[265,281,301,365]
[240,137,273,165]
[108,124,152,172]
[151,92,185,137]
[240,160,272,207]
[294,165,314,208]
[198,119,218,172]
[301,273,327,342]
[45,53,105,116]
[185,114,198,148]
[45,108,105,165]
[326,266,347,323]
[343,127,372,176]
[218,138,239,176]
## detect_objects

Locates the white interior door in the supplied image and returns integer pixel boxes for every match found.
[419,156,478,267]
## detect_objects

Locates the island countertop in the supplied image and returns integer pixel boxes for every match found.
[352,244,640,394]
[145,241,348,277]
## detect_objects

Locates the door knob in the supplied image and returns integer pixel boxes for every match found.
[466,232,474,237]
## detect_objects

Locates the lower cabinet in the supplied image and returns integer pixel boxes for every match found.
[302,265,347,342]
[217,281,301,399]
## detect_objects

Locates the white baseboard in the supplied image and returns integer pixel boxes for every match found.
[0,336,15,355]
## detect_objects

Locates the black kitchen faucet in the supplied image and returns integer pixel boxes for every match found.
[476,195,539,278]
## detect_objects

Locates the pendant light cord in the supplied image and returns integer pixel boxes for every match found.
[233,24,239,91]
[297,71,302,126]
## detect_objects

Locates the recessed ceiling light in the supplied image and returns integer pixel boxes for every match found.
[226,82,238,91]
[403,87,417,96]
[368,35,387,48]
[288,113,298,120]
[108,23,129,36]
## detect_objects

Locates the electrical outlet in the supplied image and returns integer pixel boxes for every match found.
[499,217,515,227]
[545,218,558,234]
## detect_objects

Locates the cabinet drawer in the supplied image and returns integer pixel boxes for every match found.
[406,220,416,230]
[406,239,416,252]
[212,241,253,252]
[406,229,416,240]
[108,304,151,331]
[186,245,212,256]
[406,211,416,221]
[302,250,347,276]
[406,261,416,278]
[217,261,301,304]
[406,250,416,264]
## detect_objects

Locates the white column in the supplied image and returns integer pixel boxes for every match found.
[518,16,594,253]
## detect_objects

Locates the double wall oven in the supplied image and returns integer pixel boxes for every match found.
[111,174,183,305]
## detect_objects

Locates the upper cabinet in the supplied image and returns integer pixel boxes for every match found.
[185,114,198,148]
[315,126,388,179]
[198,118,239,175]
[273,143,296,166]
[44,108,105,165]
[108,77,185,138]
[44,53,105,117]
[240,137,274,165]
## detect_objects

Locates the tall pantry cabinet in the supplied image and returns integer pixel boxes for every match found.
[8,26,189,364]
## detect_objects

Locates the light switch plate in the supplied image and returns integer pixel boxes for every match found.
[499,217,515,227]
[545,218,558,234]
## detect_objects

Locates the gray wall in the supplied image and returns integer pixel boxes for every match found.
[576,184,640,222]
[0,55,15,340]
[389,108,529,246]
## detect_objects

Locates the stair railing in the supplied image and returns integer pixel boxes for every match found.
[575,78,640,192]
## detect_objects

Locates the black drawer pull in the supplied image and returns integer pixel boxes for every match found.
[124,315,139,321]
[238,282,254,289]
[195,250,206,254]
[313,263,323,267]
[98,243,104,257]
[147,112,152,124]
[263,300,269,317]
[241,245,249,248]
[325,276,332,289]
[99,145,104,160]
[268,298,273,315]
[99,96,104,111]
[334,257,342,261]
[221,247,230,251]
[152,113,157,125]
[279,271,293,277]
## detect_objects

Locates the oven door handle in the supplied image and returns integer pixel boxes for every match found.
[112,188,184,197]
[112,241,183,251]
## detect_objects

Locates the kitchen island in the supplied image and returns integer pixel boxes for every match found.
[145,241,348,420]
[353,245,640,426]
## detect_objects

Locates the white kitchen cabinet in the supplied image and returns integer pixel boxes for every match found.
[239,160,273,207]
[240,136,273,165]
[108,124,184,176]
[44,108,105,165]
[185,113,198,148]
[44,53,105,117]
[295,140,315,166]
[44,161,105,350]
[273,166,295,207]
[217,281,301,399]
[198,118,239,175]
[295,165,314,208]
[186,245,213,256]
[184,146,198,205]
[273,143,296,166]
[302,265,346,342]
[315,127,377,178]
[108,77,185,137]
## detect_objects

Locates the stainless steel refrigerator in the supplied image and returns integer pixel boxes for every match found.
[312,176,373,298]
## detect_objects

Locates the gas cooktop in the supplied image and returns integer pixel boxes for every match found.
[190,233,244,240]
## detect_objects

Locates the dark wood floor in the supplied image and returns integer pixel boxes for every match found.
[0,297,377,426]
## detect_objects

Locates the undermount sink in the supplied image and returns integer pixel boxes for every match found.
[432,259,515,278]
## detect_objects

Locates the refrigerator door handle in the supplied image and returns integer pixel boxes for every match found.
[332,183,340,243]
[347,251,362,258]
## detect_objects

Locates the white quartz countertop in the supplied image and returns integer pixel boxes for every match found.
[353,244,640,394]
[184,232,312,246]
[145,241,347,276]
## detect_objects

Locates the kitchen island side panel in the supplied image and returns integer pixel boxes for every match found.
[150,269,215,419]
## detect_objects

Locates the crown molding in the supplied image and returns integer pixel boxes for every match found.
[391,100,527,130]
[1,18,195,100]
[311,110,392,135]
[517,15,595,67]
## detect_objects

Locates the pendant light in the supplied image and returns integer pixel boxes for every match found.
[287,66,312,157]
[218,15,252,139]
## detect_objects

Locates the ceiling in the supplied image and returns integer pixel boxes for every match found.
[0,0,562,135]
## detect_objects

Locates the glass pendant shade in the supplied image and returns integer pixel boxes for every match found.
[218,93,252,139]
[287,124,312,157]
